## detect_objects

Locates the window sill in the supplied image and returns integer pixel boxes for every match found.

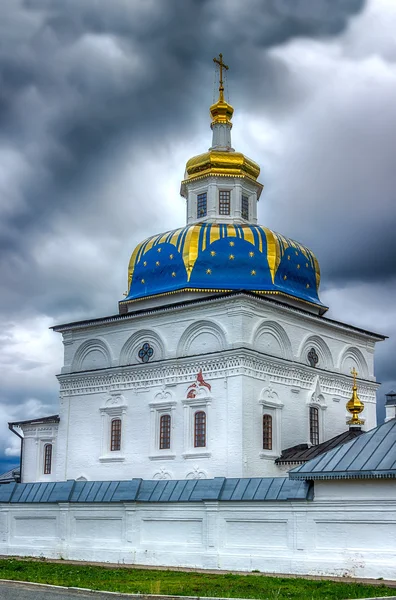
[149,453,176,461]
[182,451,211,459]
[99,455,125,463]
[259,451,279,460]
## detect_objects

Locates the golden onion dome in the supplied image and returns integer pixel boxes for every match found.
[184,150,261,184]
[210,98,234,125]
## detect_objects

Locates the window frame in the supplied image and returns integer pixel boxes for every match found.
[262,414,273,450]
[194,410,206,448]
[219,190,231,215]
[159,413,171,450]
[241,194,249,220]
[309,405,320,446]
[197,192,207,219]
[43,443,52,475]
[110,417,122,452]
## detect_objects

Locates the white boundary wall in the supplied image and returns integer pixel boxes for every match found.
[1,492,395,580]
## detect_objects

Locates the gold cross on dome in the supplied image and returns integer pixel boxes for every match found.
[351,367,358,386]
[213,53,229,101]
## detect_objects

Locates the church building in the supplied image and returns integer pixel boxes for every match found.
[2,56,395,579]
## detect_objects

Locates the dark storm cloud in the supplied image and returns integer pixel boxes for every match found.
[0,0,366,322]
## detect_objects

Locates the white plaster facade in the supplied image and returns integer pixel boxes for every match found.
[18,293,381,484]
[0,479,395,579]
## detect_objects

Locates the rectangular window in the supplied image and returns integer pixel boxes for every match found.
[309,406,319,446]
[197,192,207,219]
[242,195,249,220]
[111,418,122,451]
[219,190,230,215]
[263,414,273,450]
[159,414,171,450]
[194,411,206,447]
[44,444,52,475]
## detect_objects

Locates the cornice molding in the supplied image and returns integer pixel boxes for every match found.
[57,347,378,401]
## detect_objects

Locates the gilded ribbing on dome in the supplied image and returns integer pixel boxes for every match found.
[126,223,324,311]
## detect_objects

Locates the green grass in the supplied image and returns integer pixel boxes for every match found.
[0,558,395,600]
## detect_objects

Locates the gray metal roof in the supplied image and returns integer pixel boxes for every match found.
[0,477,310,504]
[276,428,363,465]
[289,418,396,480]
[8,415,59,427]
[0,467,20,484]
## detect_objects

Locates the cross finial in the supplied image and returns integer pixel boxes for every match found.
[213,53,229,102]
[351,367,358,387]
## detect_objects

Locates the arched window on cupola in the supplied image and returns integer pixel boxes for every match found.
[309,406,320,445]
[194,411,206,448]
[110,418,122,452]
[44,443,52,474]
[159,414,171,450]
[262,414,273,450]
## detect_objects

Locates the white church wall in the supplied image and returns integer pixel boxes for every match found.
[0,491,395,579]
[36,294,379,486]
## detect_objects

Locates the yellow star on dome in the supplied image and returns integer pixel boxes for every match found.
[283,275,287,280]
[306,262,309,268]
[171,272,176,277]
[249,251,254,257]
[157,247,162,253]
[251,269,256,276]
[287,255,290,261]
[206,268,212,274]
[169,254,174,259]
[143,261,147,267]
[306,283,310,288]
[141,278,145,284]
[229,241,235,246]
[229,254,235,260]
[295,251,298,256]
[297,264,300,269]
[210,251,216,256]
[156,261,160,266]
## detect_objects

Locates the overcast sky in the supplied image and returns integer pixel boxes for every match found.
[0,0,395,470]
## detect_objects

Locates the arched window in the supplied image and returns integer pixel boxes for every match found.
[262,414,272,450]
[159,414,171,450]
[310,406,319,445]
[194,411,206,448]
[44,444,52,475]
[110,418,122,451]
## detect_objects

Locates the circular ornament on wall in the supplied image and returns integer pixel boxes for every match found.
[307,347,319,368]
[138,342,154,363]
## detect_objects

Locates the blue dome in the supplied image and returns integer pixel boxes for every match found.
[123,223,324,310]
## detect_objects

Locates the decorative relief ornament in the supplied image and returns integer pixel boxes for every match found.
[186,369,212,399]
[307,347,319,368]
[138,342,154,363]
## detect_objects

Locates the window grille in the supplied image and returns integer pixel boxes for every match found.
[194,411,206,447]
[242,195,249,220]
[219,190,231,215]
[262,414,273,450]
[44,444,52,475]
[310,406,319,445]
[110,418,122,451]
[159,414,171,450]
[197,193,207,218]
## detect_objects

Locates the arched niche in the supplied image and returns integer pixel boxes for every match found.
[177,320,227,357]
[339,346,369,379]
[252,321,293,360]
[72,338,112,372]
[120,329,166,366]
[299,334,334,370]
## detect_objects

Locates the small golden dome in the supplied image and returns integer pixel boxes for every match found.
[210,98,234,126]
[346,368,365,426]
